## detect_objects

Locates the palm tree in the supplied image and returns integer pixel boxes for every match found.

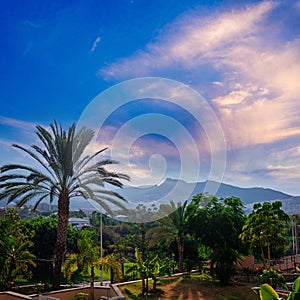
[99,253,122,284]
[148,200,188,272]
[64,232,122,300]
[64,231,100,300]
[0,121,129,289]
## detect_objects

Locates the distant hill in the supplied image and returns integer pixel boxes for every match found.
[117,178,292,205]
[279,196,300,215]
[1,178,300,214]
[117,178,300,214]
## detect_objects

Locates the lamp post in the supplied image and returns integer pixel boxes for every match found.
[100,210,103,286]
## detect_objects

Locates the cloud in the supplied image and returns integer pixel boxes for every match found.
[99,1,276,79]
[211,35,300,147]
[0,116,36,130]
[0,116,38,148]
[212,81,224,87]
[97,1,300,150]
[91,36,101,52]
[89,1,300,193]
[0,117,41,165]
[266,146,300,180]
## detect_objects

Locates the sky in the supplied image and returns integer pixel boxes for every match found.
[1,0,300,196]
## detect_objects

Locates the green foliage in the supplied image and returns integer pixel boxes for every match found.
[75,292,89,300]
[256,284,282,300]
[23,216,81,259]
[126,248,167,294]
[0,120,129,288]
[187,194,247,284]
[23,216,58,259]
[148,200,189,272]
[240,201,289,269]
[258,269,286,289]
[287,276,300,300]
[63,230,99,283]
[253,272,300,300]
[0,209,36,291]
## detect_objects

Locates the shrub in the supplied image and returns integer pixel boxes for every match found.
[258,269,286,289]
[75,292,89,300]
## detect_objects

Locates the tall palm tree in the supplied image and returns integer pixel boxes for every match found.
[0,121,129,289]
[148,200,188,272]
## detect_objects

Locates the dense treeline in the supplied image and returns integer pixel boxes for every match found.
[0,194,293,292]
[0,121,294,293]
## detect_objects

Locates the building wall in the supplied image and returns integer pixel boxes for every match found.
[0,291,32,300]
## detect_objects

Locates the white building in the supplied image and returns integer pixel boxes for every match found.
[68,217,91,229]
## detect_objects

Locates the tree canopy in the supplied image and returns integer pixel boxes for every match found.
[240,201,289,269]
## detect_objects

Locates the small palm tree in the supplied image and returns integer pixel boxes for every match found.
[0,121,129,289]
[148,200,188,272]
[64,231,100,300]
[64,233,122,300]
[99,253,122,284]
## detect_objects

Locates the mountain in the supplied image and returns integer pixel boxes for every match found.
[117,178,291,205]
[278,196,300,215]
[116,178,300,214]
[1,178,300,214]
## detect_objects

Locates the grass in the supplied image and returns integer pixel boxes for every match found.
[65,266,111,284]
[119,272,258,300]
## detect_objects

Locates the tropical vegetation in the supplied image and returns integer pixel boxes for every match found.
[240,201,290,269]
[0,121,129,288]
[0,120,298,299]
[0,209,36,290]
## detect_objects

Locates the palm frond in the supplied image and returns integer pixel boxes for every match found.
[0,121,130,219]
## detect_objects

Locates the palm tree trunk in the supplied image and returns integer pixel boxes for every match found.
[53,195,70,289]
[177,236,184,272]
[7,257,14,290]
[121,258,125,281]
[210,250,216,276]
[141,223,146,262]
[267,243,271,269]
[142,273,146,294]
[260,237,266,269]
[90,264,95,300]
[153,277,157,292]
[110,267,114,284]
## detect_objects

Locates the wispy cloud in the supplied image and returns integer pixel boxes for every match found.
[0,116,38,147]
[0,116,36,130]
[95,1,300,193]
[99,1,276,79]
[0,117,39,161]
[212,36,300,147]
[91,36,101,52]
[0,116,44,162]
[99,1,300,149]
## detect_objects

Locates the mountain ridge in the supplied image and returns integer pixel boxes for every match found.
[1,178,300,214]
[118,177,292,205]
[116,178,300,214]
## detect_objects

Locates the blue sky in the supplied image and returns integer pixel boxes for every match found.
[1,0,300,195]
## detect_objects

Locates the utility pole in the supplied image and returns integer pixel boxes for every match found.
[295,215,299,264]
[100,210,103,286]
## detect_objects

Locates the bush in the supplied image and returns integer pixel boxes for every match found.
[258,269,286,289]
[75,292,89,300]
